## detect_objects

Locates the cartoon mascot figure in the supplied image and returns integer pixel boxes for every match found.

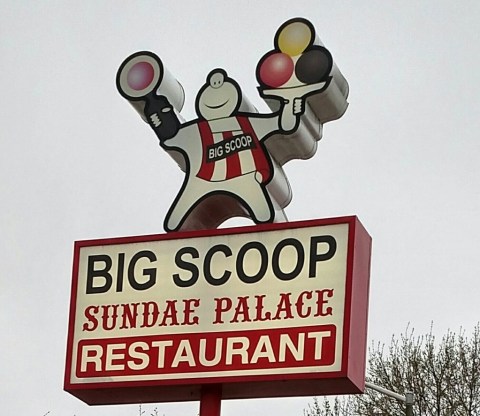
[117,18,348,232]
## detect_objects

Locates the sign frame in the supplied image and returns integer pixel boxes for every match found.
[64,216,371,405]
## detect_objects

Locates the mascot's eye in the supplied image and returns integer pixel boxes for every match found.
[162,106,172,113]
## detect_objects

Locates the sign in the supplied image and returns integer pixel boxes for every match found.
[64,216,371,405]
[116,18,349,232]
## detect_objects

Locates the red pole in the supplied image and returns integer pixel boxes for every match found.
[199,384,222,416]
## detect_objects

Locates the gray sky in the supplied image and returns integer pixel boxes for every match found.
[1,1,479,415]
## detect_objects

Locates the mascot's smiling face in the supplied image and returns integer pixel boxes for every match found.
[196,69,241,121]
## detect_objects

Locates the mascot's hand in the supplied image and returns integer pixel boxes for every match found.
[144,95,180,141]
[293,97,304,115]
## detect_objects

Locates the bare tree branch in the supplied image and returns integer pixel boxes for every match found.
[306,323,480,416]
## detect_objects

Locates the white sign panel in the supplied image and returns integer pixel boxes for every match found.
[65,217,371,404]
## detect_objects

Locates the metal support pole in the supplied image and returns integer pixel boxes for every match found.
[199,384,222,416]
[405,391,414,416]
[365,382,414,416]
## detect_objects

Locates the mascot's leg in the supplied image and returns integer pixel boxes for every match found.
[229,173,274,224]
[165,178,209,232]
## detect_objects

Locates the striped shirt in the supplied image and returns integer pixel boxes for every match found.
[196,116,271,183]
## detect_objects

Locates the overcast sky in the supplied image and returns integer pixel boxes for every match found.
[1,1,479,415]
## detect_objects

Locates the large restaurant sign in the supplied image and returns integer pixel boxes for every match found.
[64,216,371,404]
[65,16,371,409]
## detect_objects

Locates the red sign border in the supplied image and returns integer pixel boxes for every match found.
[64,216,371,405]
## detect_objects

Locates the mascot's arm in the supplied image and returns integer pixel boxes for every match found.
[249,114,282,141]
